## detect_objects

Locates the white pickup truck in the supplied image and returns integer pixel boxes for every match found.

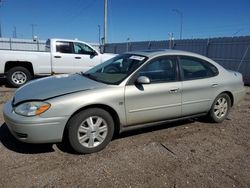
[0,38,116,87]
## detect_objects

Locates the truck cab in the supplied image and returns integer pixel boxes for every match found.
[48,39,109,74]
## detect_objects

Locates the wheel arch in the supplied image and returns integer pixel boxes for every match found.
[63,104,121,140]
[4,61,34,76]
[219,91,234,107]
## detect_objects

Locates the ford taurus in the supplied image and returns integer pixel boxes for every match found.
[3,50,246,154]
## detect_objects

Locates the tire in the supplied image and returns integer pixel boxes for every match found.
[208,93,231,123]
[67,108,114,154]
[6,66,32,88]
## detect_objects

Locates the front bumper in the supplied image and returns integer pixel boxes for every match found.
[3,101,69,143]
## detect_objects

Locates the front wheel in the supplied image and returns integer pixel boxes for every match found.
[67,108,114,154]
[208,93,231,123]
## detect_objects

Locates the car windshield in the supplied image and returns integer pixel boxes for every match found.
[84,54,148,85]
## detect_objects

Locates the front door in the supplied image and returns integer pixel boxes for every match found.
[73,42,101,72]
[125,56,182,126]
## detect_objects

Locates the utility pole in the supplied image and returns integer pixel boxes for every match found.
[0,0,3,38]
[13,26,17,38]
[104,0,108,44]
[98,24,101,44]
[0,23,2,38]
[168,32,174,49]
[172,9,183,40]
[31,24,37,39]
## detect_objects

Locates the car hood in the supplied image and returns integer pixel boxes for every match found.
[12,74,106,105]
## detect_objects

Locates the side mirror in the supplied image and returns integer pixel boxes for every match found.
[136,76,150,84]
[89,51,98,56]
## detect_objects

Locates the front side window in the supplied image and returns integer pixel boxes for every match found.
[74,42,95,55]
[56,41,73,53]
[179,56,218,80]
[138,56,177,83]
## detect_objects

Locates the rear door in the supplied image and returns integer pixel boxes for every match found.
[178,56,220,116]
[125,56,182,126]
[51,41,75,73]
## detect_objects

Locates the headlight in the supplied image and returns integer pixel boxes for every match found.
[14,101,51,116]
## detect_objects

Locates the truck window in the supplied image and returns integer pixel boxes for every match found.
[45,39,51,52]
[73,42,95,55]
[56,41,73,53]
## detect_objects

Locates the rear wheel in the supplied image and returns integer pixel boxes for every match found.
[6,66,32,87]
[67,108,114,154]
[208,93,231,123]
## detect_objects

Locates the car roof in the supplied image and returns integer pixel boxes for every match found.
[126,49,204,59]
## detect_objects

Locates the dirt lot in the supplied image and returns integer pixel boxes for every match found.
[0,79,249,187]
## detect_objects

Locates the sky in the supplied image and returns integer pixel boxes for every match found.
[0,0,250,43]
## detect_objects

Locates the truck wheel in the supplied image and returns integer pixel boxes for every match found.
[6,67,32,88]
[67,108,114,154]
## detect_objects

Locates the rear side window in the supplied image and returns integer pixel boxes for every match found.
[56,41,73,53]
[179,56,218,80]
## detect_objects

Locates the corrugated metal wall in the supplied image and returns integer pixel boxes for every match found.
[104,36,250,84]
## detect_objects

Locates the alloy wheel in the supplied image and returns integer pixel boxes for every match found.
[11,71,27,85]
[77,116,108,148]
[213,97,228,119]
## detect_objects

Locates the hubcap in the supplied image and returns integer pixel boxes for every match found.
[214,97,228,119]
[11,71,27,85]
[77,116,108,148]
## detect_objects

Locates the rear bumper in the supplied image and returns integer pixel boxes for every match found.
[233,87,246,105]
[3,101,69,143]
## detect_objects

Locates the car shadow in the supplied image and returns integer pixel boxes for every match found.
[0,78,7,87]
[0,123,55,154]
[0,119,200,155]
[117,119,195,139]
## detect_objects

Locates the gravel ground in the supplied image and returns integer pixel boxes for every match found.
[0,79,250,187]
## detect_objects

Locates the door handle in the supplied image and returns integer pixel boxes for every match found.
[54,55,62,58]
[169,88,179,93]
[211,84,219,88]
[75,57,82,59]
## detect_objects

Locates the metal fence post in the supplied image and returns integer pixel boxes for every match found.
[148,41,151,49]
[206,38,210,57]
[9,38,12,50]
[37,40,40,51]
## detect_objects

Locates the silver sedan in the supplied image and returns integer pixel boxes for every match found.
[3,50,246,154]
